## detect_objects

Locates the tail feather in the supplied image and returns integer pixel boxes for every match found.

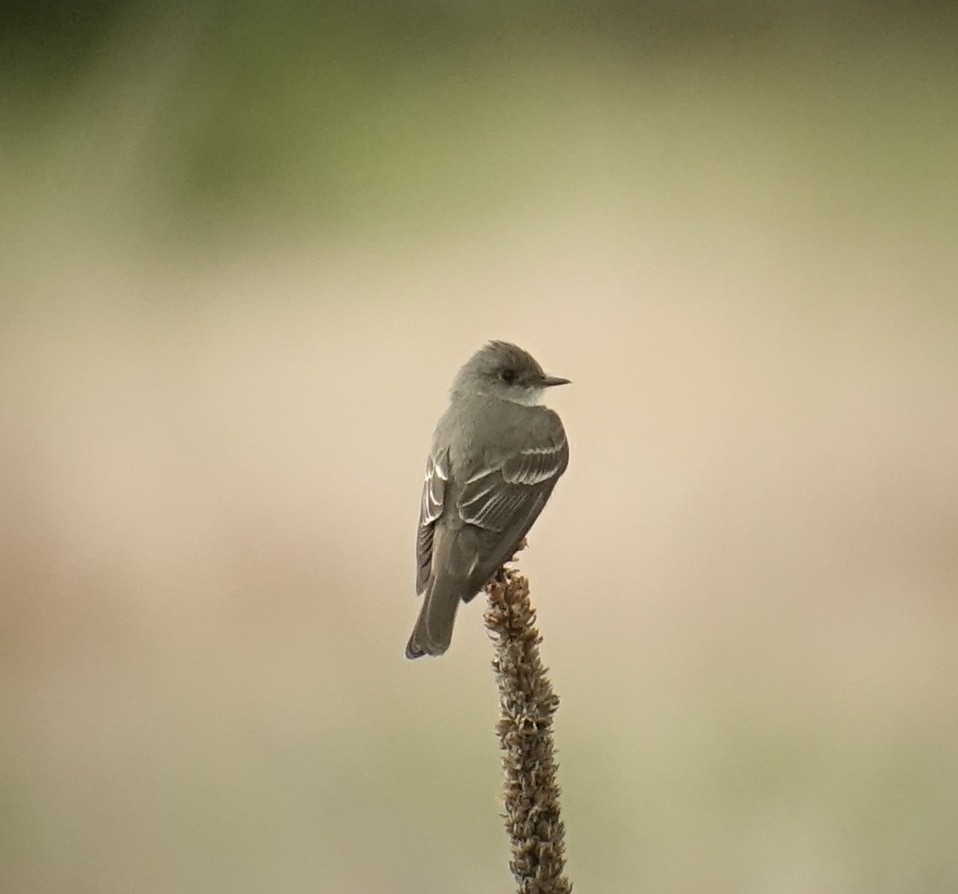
[405,574,464,659]
[406,526,487,659]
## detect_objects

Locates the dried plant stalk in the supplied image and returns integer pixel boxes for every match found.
[485,561,572,894]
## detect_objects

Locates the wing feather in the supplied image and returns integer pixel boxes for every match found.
[416,447,449,594]
[417,414,568,604]
[453,424,568,597]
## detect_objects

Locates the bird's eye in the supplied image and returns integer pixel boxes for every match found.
[500,369,517,384]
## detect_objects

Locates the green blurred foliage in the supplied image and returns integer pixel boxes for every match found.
[3,1,957,249]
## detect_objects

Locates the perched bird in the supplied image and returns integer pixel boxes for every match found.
[406,341,570,659]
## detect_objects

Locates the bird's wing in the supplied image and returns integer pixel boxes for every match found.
[416,446,450,594]
[455,422,568,597]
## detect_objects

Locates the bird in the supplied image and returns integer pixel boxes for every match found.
[406,341,570,659]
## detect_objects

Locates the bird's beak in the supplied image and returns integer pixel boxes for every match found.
[541,375,571,387]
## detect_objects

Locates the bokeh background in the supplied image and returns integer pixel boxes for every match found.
[3,2,958,892]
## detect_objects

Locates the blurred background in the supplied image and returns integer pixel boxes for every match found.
[2,2,957,892]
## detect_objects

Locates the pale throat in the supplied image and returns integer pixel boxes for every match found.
[506,387,546,407]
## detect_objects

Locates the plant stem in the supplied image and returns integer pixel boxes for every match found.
[485,564,572,894]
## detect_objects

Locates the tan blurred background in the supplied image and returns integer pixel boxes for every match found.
[2,3,958,892]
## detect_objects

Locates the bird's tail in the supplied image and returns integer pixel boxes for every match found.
[405,573,463,659]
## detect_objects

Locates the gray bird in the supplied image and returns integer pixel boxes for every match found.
[406,341,570,659]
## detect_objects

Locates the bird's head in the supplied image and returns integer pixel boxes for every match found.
[454,340,570,406]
